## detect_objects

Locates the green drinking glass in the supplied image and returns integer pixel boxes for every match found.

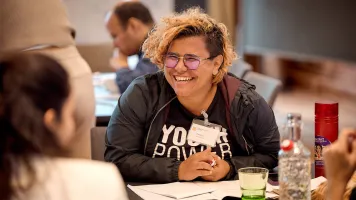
[238,167,269,200]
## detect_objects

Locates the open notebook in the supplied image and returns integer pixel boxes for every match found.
[128,177,327,200]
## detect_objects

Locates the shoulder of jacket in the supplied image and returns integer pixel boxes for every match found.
[233,79,263,106]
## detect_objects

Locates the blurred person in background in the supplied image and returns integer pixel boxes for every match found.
[312,129,356,200]
[105,8,280,183]
[0,53,128,200]
[105,1,158,93]
[0,0,95,159]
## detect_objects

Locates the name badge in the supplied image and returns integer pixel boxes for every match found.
[187,119,221,147]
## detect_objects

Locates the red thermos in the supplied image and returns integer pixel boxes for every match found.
[315,101,338,178]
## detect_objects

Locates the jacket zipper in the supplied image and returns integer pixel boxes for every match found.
[241,135,250,155]
[239,95,253,155]
[144,96,177,155]
[229,111,251,155]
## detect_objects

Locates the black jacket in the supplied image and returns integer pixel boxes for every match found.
[105,72,280,183]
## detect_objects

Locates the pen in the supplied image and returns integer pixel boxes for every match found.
[210,159,216,167]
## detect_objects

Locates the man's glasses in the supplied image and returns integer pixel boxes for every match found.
[164,53,215,70]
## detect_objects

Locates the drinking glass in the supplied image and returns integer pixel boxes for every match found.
[238,167,269,200]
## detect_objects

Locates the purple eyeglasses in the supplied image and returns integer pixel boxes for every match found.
[164,53,216,70]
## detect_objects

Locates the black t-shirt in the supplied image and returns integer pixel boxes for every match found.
[351,188,356,200]
[152,88,241,161]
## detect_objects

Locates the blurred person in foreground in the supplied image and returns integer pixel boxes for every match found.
[105,1,158,93]
[105,8,280,183]
[0,0,95,159]
[0,53,128,200]
[312,129,356,200]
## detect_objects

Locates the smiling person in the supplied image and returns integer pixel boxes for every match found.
[105,8,280,183]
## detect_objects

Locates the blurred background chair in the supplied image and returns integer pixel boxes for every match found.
[244,71,282,107]
[229,60,252,78]
[90,127,107,161]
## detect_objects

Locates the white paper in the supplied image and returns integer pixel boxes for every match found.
[129,180,279,200]
[128,185,173,200]
[196,180,278,199]
[128,178,325,200]
[131,182,215,199]
[195,180,240,193]
[128,185,217,200]
[311,176,327,191]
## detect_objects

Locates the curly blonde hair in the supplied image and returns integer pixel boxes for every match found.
[142,7,237,84]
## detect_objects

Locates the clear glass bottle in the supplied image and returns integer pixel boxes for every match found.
[280,113,302,142]
[278,113,311,200]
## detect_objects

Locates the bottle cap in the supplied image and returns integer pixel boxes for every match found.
[315,101,338,117]
[281,140,294,151]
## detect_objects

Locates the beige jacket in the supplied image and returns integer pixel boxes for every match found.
[12,158,129,200]
[0,0,75,57]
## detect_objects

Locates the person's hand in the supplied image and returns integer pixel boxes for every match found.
[324,128,356,200]
[201,155,230,181]
[178,147,215,181]
[324,128,356,183]
[110,50,129,70]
